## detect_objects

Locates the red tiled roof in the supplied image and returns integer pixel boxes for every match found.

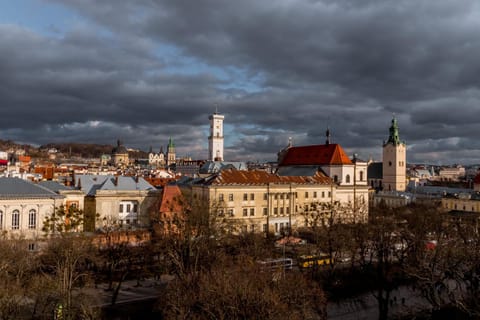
[159,185,184,213]
[279,144,352,166]
[208,169,332,185]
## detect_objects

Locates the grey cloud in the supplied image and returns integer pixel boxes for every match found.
[1,0,480,163]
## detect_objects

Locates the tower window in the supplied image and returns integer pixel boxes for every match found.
[346,175,351,183]
[389,161,392,166]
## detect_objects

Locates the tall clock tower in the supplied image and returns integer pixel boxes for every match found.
[382,117,406,191]
[208,111,224,161]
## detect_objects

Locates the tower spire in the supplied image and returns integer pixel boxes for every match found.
[325,127,331,145]
[387,116,401,145]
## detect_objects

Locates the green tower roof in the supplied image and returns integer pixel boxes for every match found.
[386,117,404,145]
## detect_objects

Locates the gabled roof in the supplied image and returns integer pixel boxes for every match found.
[76,175,156,196]
[159,185,183,213]
[278,144,352,166]
[0,177,63,199]
[202,169,331,186]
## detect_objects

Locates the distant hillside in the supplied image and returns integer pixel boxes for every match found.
[40,143,114,158]
[0,139,148,160]
[40,143,149,159]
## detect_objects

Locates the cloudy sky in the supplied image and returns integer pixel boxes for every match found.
[1,0,480,164]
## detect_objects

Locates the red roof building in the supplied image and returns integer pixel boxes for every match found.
[278,143,353,166]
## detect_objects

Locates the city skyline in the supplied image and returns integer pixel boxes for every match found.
[2,1,480,164]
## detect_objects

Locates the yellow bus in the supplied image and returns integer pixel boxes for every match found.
[298,254,333,269]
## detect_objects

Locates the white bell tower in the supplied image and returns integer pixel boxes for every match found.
[208,110,224,161]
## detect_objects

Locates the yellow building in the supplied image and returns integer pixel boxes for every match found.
[189,169,367,235]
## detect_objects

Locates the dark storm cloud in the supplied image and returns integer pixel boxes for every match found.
[2,0,480,163]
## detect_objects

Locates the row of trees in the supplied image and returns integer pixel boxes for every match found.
[301,200,480,319]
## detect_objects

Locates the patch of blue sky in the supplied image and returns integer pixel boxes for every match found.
[152,44,264,93]
[216,66,266,93]
[0,0,80,37]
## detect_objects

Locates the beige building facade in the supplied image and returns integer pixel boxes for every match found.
[190,170,368,235]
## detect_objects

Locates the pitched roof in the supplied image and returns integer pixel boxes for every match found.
[0,177,63,199]
[204,169,331,185]
[38,181,73,193]
[159,185,183,213]
[76,175,156,196]
[278,144,352,166]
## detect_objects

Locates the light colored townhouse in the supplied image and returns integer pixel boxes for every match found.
[0,177,63,243]
[75,175,160,231]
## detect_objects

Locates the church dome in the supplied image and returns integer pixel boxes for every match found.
[112,140,128,155]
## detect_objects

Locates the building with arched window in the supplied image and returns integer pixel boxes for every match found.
[0,177,63,241]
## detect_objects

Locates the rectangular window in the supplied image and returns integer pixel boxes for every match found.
[322,191,325,198]
[263,224,268,232]
[314,191,317,198]
[286,207,290,214]
[219,194,224,202]
[250,193,254,200]
[218,209,224,217]
[133,204,138,213]
[126,204,131,212]
[28,210,36,229]
[274,208,278,215]
[250,208,255,216]
[250,224,255,232]
[328,191,331,197]
[305,192,309,198]
[241,225,247,233]
[243,193,248,201]
[243,208,248,216]
[280,207,284,214]
[228,209,234,217]
[28,243,36,251]
[119,204,124,212]
[263,208,268,216]
[286,194,290,199]
[12,211,19,230]
[263,193,268,200]
[280,194,284,199]
[228,194,234,201]
[0,211,3,230]
[274,194,278,200]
